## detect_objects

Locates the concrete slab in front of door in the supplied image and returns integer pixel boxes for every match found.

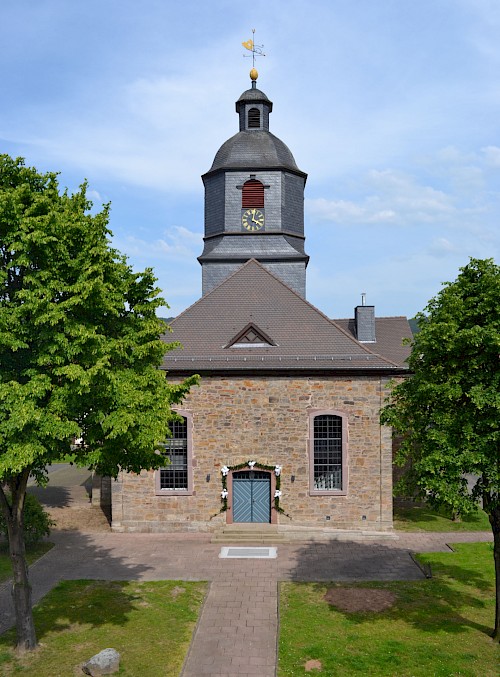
[219,546,277,559]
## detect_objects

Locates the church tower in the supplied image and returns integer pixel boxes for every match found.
[198,69,309,296]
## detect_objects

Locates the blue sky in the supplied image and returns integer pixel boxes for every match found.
[2,0,499,319]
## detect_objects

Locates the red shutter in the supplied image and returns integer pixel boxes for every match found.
[242,180,264,208]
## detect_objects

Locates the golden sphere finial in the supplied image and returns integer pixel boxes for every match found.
[250,67,258,82]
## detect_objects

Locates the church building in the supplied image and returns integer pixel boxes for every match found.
[110,69,411,535]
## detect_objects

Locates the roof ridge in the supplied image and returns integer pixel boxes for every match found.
[187,260,400,367]
[169,260,267,325]
[335,316,410,321]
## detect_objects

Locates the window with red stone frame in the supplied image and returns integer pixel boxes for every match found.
[155,412,193,495]
[309,410,348,496]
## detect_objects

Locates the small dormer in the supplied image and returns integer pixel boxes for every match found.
[225,323,277,349]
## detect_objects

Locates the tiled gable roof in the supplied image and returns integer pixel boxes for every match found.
[334,317,412,368]
[162,260,406,374]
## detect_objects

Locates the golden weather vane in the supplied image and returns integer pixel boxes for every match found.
[242,28,265,79]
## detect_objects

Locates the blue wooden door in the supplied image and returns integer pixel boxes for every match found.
[232,471,271,523]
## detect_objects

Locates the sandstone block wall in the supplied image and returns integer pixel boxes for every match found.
[112,374,393,533]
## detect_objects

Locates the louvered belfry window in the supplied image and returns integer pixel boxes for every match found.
[242,179,264,208]
[248,107,261,128]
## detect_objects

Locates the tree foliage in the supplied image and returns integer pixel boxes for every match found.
[0,155,198,649]
[0,493,54,545]
[381,257,500,639]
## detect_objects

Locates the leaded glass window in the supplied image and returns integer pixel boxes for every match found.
[159,417,188,490]
[313,414,342,490]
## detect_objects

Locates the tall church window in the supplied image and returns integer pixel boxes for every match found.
[156,413,193,494]
[242,179,264,208]
[309,411,347,494]
[248,107,261,128]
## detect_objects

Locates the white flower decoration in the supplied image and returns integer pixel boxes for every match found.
[274,490,282,499]
[274,465,282,476]
[248,460,256,468]
[221,466,229,476]
[221,489,228,499]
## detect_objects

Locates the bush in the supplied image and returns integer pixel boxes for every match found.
[0,493,54,545]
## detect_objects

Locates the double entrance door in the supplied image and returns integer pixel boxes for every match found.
[232,470,271,523]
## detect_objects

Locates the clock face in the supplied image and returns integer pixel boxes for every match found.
[241,208,265,232]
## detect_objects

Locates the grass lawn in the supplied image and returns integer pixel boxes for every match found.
[278,543,498,676]
[0,579,206,676]
[394,503,491,532]
[0,542,54,584]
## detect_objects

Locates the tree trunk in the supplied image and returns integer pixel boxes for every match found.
[489,505,500,642]
[0,471,37,651]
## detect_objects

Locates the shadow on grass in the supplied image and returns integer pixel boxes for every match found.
[0,531,155,643]
[397,507,442,525]
[27,580,144,642]
[288,541,494,638]
[394,505,490,531]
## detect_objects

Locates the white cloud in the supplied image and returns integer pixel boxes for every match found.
[2,1,499,322]
[111,227,203,317]
[481,145,500,167]
[86,189,103,203]
[307,242,491,320]
[116,226,203,263]
[307,169,456,227]
[2,37,244,193]
[427,237,458,258]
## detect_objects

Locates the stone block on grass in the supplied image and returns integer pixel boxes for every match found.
[82,648,120,675]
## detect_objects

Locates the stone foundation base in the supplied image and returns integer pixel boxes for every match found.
[112,519,395,539]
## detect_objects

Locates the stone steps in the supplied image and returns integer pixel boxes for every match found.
[211,525,287,544]
[211,524,398,544]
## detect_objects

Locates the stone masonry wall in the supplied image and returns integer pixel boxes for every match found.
[112,374,393,533]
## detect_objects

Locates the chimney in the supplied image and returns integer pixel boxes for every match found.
[355,293,376,343]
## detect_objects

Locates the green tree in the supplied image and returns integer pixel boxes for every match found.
[381,258,500,641]
[0,155,198,651]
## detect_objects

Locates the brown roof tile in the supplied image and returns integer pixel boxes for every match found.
[162,260,408,374]
[334,317,412,367]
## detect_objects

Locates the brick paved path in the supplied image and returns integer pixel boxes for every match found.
[183,578,278,677]
[0,530,492,675]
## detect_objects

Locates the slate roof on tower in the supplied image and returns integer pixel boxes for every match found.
[207,130,303,175]
[204,86,305,177]
[162,259,408,375]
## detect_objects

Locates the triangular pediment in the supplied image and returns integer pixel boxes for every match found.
[225,323,277,348]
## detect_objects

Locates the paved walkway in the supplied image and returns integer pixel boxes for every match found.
[0,529,492,676]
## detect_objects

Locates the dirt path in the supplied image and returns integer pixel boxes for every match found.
[28,464,111,533]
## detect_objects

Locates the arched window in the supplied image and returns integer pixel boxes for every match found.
[248,107,261,128]
[156,413,193,494]
[242,179,264,208]
[309,412,347,494]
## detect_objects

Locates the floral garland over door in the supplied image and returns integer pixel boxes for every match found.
[214,460,291,518]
